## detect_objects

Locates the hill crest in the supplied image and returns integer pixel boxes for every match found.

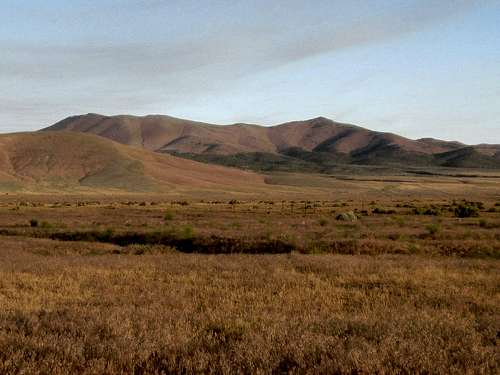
[0,131,265,193]
[43,114,500,170]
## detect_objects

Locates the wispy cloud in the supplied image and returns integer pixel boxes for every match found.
[2,1,485,83]
[0,0,496,132]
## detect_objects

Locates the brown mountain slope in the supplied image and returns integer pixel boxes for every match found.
[44,114,500,169]
[0,132,264,193]
[48,114,277,155]
[266,117,464,155]
[45,114,468,155]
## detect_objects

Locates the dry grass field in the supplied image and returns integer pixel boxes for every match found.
[1,244,498,374]
[0,177,499,373]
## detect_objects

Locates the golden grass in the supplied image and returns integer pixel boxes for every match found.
[0,238,498,373]
[1,197,499,257]
[0,195,499,373]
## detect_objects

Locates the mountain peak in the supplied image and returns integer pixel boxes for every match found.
[41,113,500,169]
[311,116,331,122]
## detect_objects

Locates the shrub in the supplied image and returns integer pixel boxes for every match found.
[40,221,53,229]
[487,207,497,213]
[392,216,406,227]
[413,207,441,216]
[181,225,195,239]
[412,207,424,215]
[29,219,38,227]
[407,243,420,254]
[479,220,498,229]
[425,223,441,236]
[319,218,328,227]
[460,201,484,210]
[454,204,479,218]
[164,210,174,221]
[424,208,441,216]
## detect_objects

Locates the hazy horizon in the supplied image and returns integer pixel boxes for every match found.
[2,0,499,143]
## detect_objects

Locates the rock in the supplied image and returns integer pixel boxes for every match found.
[336,211,358,222]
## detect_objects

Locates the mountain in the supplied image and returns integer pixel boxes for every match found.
[44,114,500,171]
[0,132,264,193]
[433,147,500,169]
[46,114,276,155]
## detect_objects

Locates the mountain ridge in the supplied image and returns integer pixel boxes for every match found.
[43,113,500,171]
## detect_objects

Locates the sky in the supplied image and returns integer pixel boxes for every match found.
[1,0,499,143]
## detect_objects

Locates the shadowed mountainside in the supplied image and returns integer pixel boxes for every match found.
[45,114,500,171]
[0,132,265,193]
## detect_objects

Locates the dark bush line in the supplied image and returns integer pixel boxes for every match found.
[412,207,442,216]
[0,228,295,255]
[50,231,296,254]
[372,207,396,215]
[1,229,498,258]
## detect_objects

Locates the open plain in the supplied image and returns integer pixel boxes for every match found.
[0,174,499,373]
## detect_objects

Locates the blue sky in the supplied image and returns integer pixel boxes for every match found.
[1,0,499,143]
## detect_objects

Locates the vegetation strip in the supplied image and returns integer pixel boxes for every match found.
[1,227,499,257]
[0,229,294,254]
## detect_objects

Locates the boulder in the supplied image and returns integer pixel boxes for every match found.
[336,211,358,222]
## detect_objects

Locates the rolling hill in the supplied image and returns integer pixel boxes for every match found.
[0,132,265,193]
[44,114,500,171]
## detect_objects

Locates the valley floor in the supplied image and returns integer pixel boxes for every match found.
[1,240,498,374]
[0,191,499,373]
